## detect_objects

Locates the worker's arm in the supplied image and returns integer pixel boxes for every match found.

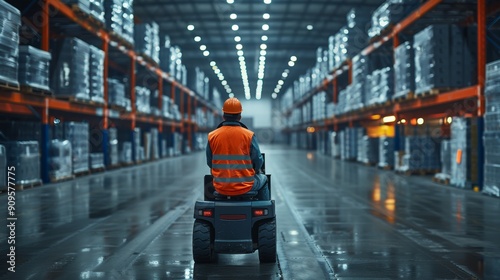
[250,135,263,171]
[206,142,212,168]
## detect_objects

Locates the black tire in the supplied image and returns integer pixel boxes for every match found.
[258,218,277,263]
[193,220,214,263]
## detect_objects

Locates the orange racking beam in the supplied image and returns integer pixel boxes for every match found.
[130,56,136,129]
[0,103,34,115]
[102,37,109,130]
[394,86,479,113]
[477,0,486,117]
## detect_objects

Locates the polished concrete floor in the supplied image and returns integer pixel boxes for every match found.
[1,144,499,279]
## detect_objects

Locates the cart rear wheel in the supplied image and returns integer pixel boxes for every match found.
[258,218,276,263]
[193,220,214,263]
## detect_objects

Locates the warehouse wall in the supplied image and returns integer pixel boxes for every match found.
[240,99,272,128]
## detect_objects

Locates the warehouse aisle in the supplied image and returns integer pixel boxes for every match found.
[1,144,499,279]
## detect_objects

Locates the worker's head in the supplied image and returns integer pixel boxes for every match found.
[222,97,242,121]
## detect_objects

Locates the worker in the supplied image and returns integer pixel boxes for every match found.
[206,97,269,200]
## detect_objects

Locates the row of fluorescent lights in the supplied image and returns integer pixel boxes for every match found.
[187,26,234,96]
[228,0,272,99]
[270,56,297,99]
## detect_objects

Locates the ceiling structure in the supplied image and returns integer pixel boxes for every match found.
[134,0,385,102]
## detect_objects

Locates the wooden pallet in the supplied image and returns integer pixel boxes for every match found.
[74,170,91,177]
[432,176,450,185]
[393,91,415,102]
[378,165,393,171]
[416,88,453,98]
[397,169,440,176]
[136,53,160,67]
[109,104,127,112]
[109,31,134,50]
[0,80,20,91]
[57,96,100,106]
[50,175,75,183]
[363,161,377,167]
[90,166,106,173]
[14,180,43,191]
[20,85,53,97]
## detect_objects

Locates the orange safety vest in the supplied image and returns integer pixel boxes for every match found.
[208,125,255,196]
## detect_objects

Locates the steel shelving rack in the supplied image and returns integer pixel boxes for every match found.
[281,0,495,188]
[0,0,219,183]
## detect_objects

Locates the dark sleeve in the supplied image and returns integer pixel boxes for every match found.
[250,135,263,171]
[206,141,212,168]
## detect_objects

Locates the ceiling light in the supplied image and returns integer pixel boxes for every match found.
[260,50,267,56]
[417,118,425,125]
[272,93,277,99]
[222,80,227,86]
[264,0,271,4]
[236,44,243,50]
[261,35,268,41]
[230,13,237,20]
[260,44,267,50]
[290,56,297,62]
[263,13,270,19]
[234,36,241,42]
[288,61,295,67]
[214,69,220,74]
[238,56,245,61]
[282,72,288,78]
[307,25,313,30]
[382,116,396,123]
[232,24,239,31]
[200,45,206,51]
[259,56,266,61]
[278,80,284,85]
[187,25,194,31]
[227,0,234,3]
[237,50,244,56]
[210,61,216,66]
[203,50,210,56]
[194,36,201,42]
[229,93,234,98]
[262,24,269,31]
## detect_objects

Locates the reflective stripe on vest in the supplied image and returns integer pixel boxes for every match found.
[213,176,255,183]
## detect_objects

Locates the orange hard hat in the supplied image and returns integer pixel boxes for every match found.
[222,97,242,114]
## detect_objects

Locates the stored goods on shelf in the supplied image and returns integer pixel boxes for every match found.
[90,153,105,169]
[358,136,379,165]
[89,0,105,24]
[49,140,72,181]
[121,0,134,45]
[393,41,415,99]
[378,136,394,169]
[159,35,172,74]
[350,54,369,110]
[104,0,123,38]
[483,60,500,197]
[0,0,20,87]
[188,67,210,100]
[51,37,90,100]
[61,122,90,174]
[414,24,474,95]
[89,45,105,103]
[18,46,51,91]
[62,0,91,14]
[150,128,159,160]
[434,140,451,182]
[120,141,132,164]
[134,21,160,63]
[109,127,119,166]
[135,86,151,114]
[134,127,141,162]
[1,141,41,186]
[366,67,393,106]
[108,78,127,108]
[400,136,441,173]
[368,0,419,38]
[329,131,340,158]
[0,145,6,188]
